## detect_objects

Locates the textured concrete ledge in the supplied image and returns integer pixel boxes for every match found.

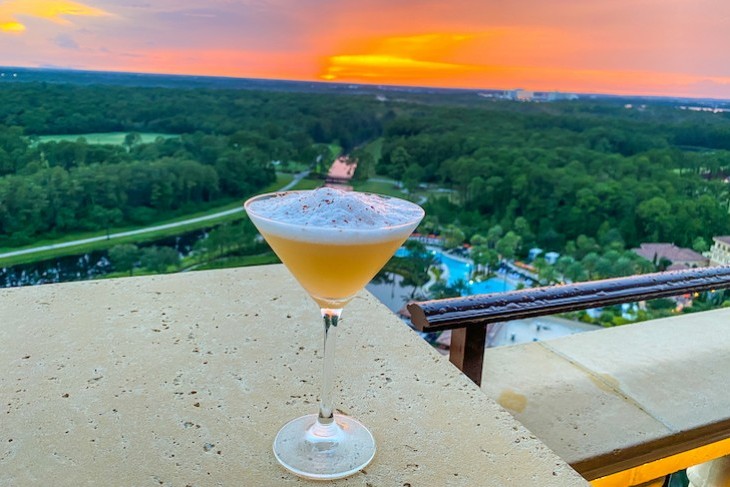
[481,308,730,481]
[0,265,586,486]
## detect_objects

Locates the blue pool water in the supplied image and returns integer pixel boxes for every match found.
[386,247,597,348]
[396,247,515,295]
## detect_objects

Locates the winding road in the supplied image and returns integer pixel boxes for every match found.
[0,170,310,262]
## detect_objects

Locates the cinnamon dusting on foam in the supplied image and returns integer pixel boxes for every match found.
[245,188,424,244]
[248,188,422,229]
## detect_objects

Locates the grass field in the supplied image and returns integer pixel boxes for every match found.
[275,161,310,173]
[328,144,342,158]
[363,138,384,161]
[352,179,407,198]
[290,177,324,190]
[35,132,178,145]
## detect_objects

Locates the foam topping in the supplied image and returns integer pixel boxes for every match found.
[246,188,423,230]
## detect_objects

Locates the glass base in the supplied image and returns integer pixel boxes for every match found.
[273,413,376,480]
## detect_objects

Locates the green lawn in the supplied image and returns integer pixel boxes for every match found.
[290,177,324,190]
[262,173,294,192]
[34,132,179,145]
[352,179,408,198]
[363,138,384,161]
[276,161,311,173]
[328,144,342,158]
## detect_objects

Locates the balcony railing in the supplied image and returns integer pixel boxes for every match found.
[408,266,730,485]
[408,266,730,386]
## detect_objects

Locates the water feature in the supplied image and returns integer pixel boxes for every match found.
[433,250,516,294]
[0,251,112,287]
[367,245,599,349]
[391,247,516,293]
[0,229,207,288]
[367,247,516,315]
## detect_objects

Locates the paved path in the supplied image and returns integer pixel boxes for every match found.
[0,170,311,261]
[278,170,310,191]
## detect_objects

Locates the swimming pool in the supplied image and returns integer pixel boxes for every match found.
[387,247,597,348]
[395,247,516,295]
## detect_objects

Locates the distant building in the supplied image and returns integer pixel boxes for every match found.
[539,91,579,102]
[410,234,444,247]
[528,248,543,261]
[632,243,709,270]
[509,89,534,101]
[544,252,560,265]
[325,156,357,190]
[492,89,577,103]
[709,236,730,266]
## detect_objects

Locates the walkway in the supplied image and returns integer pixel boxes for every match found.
[0,170,310,261]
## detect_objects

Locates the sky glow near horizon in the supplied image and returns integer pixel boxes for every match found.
[1,0,729,99]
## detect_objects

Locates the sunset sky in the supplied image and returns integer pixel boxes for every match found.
[1,0,729,99]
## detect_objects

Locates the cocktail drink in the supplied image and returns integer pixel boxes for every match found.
[245,188,424,480]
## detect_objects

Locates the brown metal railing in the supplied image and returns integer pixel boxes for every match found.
[408,266,730,385]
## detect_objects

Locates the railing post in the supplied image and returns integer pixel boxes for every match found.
[409,267,730,388]
[448,325,487,386]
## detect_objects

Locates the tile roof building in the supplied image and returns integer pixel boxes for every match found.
[709,236,730,266]
[632,243,709,271]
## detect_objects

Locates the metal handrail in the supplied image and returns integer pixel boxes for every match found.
[407,266,730,385]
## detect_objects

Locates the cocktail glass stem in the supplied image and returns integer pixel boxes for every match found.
[272,305,375,480]
[317,308,341,428]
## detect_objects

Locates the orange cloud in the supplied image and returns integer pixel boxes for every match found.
[0,0,111,34]
[320,33,483,82]
[317,29,730,97]
[318,29,574,84]
[321,54,476,81]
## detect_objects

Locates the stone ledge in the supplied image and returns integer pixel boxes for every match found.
[481,308,730,480]
[0,265,587,486]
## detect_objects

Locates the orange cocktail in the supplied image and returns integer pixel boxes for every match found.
[259,233,408,308]
[244,188,424,480]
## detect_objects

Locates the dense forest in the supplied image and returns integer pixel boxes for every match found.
[0,83,383,245]
[1,81,730,259]
[373,103,730,251]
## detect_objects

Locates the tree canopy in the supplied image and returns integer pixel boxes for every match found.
[2,80,729,258]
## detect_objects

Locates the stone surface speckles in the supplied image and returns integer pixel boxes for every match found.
[0,266,586,486]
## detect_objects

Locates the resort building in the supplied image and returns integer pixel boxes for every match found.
[709,236,730,266]
[632,243,709,270]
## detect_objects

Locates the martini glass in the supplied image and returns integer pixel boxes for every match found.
[245,189,424,480]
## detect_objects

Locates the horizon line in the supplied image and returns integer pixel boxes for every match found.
[2,65,730,104]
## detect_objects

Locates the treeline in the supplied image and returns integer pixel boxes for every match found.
[105,219,268,276]
[0,84,387,245]
[0,132,274,245]
[2,80,730,256]
[0,83,383,150]
[373,103,730,250]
